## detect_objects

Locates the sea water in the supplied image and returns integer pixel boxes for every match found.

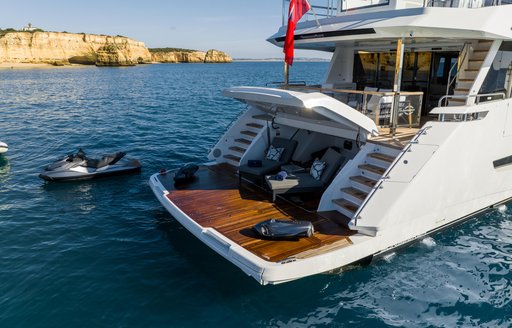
[0,62,511,327]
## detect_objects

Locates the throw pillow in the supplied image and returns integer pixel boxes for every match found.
[265,145,284,161]
[310,158,326,180]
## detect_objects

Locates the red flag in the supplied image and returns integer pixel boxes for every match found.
[284,0,311,66]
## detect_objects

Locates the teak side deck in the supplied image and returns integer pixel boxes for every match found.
[158,164,354,262]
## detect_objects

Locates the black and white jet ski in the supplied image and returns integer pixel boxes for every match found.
[0,141,8,154]
[39,148,141,181]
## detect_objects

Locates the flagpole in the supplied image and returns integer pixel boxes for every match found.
[283,0,311,87]
[284,62,289,86]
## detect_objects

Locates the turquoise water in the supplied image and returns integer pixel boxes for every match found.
[0,62,511,327]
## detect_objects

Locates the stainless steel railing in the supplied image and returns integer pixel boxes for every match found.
[352,125,432,227]
[283,85,424,128]
[438,92,506,107]
[281,0,338,26]
[426,0,512,8]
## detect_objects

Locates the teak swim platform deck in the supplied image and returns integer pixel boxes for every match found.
[157,163,354,263]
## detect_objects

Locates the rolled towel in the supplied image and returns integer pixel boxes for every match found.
[275,171,288,181]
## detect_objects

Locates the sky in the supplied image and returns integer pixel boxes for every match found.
[0,0,332,59]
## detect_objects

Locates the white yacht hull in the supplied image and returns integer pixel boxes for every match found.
[150,97,512,284]
[149,172,508,285]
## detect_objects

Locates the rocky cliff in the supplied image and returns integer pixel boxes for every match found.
[149,48,232,63]
[0,31,151,66]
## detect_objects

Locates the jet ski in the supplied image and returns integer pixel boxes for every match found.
[0,141,8,154]
[39,148,141,181]
[253,219,314,239]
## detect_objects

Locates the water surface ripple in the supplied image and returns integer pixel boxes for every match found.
[0,63,511,327]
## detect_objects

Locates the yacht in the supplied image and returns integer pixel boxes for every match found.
[150,0,512,284]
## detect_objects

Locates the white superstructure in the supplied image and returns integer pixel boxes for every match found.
[150,0,512,284]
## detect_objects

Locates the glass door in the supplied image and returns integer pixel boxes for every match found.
[425,52,459,113]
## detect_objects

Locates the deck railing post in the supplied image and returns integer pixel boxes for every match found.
[391,37,405,135]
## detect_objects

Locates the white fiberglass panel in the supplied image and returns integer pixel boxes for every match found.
[387,144,439,183]
[223,86,379,135]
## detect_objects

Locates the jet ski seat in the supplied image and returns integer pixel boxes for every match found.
[86,151,126,169]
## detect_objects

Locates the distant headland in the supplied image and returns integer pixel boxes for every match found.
[148,48,231,63]
[0,26,232,68]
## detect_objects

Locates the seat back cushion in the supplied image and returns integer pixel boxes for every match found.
[319,148,345,184]
[271,137,298,164]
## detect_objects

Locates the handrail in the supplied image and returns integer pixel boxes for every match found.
[425,0,511,8]
[352,126,432,226]
[446,43,469,98]
[281,0,338,26]
[438,92,506,107]
[284,85,423,96]
[267,81,307,87]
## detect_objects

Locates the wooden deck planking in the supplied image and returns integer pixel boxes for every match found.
[160,163,353,262]
[370,117,433,147]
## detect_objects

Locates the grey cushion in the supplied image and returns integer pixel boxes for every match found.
[319,148,344,184]
[238,137,298,181]
[271,137,298,164]
[240,159,281,176]
[265,147,346,199]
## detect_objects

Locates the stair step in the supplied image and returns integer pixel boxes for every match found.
[458,78,474,82]
[223,154,241,162]
[468,58,484,62]
[465,68,480,72]
[318,210,351,229]
[350,175,378,188]
[246,122,264,129]
[332,198,359,215]
[341,187,368,201]
[229,146,246,154]
[454,88,470,92]
[240,130,258,137]
[449,98,466,103]
[235,138,252,145]
[368,152,395,164]
[359,163,386,175]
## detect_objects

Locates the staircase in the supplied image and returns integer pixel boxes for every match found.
[329,147,399,235]
[222,121,265,166]
[448,40,493,106]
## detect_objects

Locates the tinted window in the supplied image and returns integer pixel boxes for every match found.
[480,41,512,95]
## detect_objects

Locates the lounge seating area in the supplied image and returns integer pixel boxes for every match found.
[236,127,350,202]
[238,137,298,184]
[265,147,346,202]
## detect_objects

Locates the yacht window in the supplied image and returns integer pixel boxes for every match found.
[479,41,512,98]
[340,0,389,11]
[436,57,446,78]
